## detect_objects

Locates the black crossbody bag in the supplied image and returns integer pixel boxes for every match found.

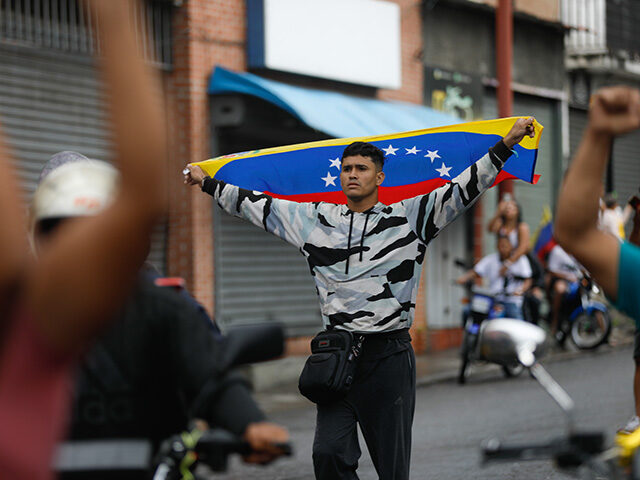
[298,329,365,404]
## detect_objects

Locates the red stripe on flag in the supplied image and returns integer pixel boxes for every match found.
[265,172,540,205]
[490,171,540,187]
[266,178,449,204]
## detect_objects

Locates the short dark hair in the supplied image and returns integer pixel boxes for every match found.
[341,142,384,171]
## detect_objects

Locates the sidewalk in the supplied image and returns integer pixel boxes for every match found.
[253,324,635,414]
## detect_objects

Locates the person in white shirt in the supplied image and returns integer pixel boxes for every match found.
[457,234,532,319]
[547,244,584,337]
[600,193,632,241]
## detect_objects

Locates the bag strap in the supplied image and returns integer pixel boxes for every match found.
[349,334,365,361]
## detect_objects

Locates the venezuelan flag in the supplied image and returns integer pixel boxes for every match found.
[532,206,556,262]
[194,117,542,205]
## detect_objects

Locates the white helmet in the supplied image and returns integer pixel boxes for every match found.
[31,160,120,226]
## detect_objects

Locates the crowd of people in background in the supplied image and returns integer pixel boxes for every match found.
[460,187,640,341]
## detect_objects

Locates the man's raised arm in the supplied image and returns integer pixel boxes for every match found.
[402,117,535,243]
[184,164,315,248]
[26,0,168,354]
[555,87,640,302]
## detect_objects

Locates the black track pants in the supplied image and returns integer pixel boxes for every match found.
[312,346,416,480]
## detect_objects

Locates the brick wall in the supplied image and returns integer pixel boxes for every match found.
[166,0,247,316]
[378,0,424,105]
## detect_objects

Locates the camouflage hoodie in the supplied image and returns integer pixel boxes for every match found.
[202,140,512,333]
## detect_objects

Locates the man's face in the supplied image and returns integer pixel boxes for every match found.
[340,155,384,201]
[497,237,513,260]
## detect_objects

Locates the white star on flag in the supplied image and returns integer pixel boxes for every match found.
[329,157,341,169]
[435,162,452,177]
[321,171,337,187]
[425,150,440,163]
[425,150,441,162]
[405,146,421,155]
[382,144,398,156]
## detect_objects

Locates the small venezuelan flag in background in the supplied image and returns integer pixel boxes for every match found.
[194,117,543,205]
[532,205,556,263]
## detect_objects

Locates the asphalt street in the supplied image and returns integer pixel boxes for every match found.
[215,345,636,480]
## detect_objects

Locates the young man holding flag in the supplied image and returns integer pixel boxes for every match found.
[184,117,535,480]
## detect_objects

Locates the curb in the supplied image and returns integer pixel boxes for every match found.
[415,337,634,389]
[255,338,634,414]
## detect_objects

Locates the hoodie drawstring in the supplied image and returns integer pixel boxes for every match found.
[345,209,372,274]
[345,211,354,275]
[359,211,371,262]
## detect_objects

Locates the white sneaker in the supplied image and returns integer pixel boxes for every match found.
[618,415,640,434]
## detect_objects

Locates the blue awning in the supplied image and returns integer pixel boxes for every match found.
[208,66,461,139]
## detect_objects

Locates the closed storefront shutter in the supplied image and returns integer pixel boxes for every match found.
[0,46,109,189]
[214,211,323,336]
[569,107,588,159]
[482,92,561,253]
[424,213,468,329]
[611,129,640,212]
[0,44,167,273]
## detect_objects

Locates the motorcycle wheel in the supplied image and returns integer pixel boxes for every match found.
[570,309,611,350]
[502,363,524,378]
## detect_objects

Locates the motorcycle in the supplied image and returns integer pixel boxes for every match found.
[455,259,525,384]
[478,318,640,479]
[552,274,612,350]
[54,323,292,479]
[150,424,292,480]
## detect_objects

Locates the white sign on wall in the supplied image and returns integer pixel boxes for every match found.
[247,0,402,89]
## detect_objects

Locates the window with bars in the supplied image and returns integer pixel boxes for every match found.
[0,0,173,68]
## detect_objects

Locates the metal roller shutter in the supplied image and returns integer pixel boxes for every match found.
[482,92,561,252]
[0,44,166,273]
[214,210,323,336]
[569,107,588,159]
[611,129,640,210]
[424,213,468,329]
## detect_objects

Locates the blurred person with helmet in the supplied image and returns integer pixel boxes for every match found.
[31,154,288,479]
[0,0,168,478]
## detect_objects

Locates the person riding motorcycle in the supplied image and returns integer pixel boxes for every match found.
[456,234,533,320]
[30,155,289,479]
[546,243,584,340]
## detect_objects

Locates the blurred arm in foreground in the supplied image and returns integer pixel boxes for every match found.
[555,86,640,319]
[27,0,168,353]
[0,0,167,478]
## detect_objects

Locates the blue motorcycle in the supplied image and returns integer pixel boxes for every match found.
[553,275,611,350]
[457,286,525,384]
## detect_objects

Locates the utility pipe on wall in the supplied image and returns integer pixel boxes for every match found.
[496,0,514,196]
